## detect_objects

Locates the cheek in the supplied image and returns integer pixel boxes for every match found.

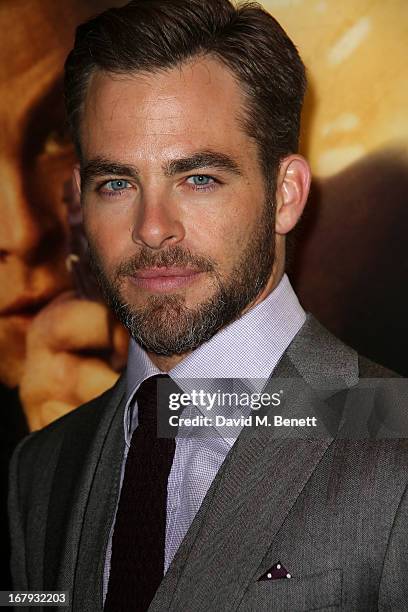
[83,207,130,275]
[188,199,257,269]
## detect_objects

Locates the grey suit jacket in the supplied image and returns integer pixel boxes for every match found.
[8,316,408,611]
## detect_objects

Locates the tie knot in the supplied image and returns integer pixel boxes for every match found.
[136,374,170,428]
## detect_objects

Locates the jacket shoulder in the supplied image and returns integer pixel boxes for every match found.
[293,314,402,383]
[358,354,401,378]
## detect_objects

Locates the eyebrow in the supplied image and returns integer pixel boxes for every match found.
[81,159,139,188]
[163,151,242,177]
[81,150,242,188]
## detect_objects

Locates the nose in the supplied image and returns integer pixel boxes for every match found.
[0,160,64,263]
[132,187,185,250]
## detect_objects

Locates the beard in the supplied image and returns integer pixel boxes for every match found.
[88,198,275,356]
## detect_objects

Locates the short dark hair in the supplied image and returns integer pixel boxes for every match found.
[64,0,306,184]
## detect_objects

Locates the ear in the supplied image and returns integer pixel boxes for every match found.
[275,155,311,235]
[73,164,81,196]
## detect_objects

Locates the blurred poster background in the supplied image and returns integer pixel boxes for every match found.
[1,0,407,587]
[266,0,408,379]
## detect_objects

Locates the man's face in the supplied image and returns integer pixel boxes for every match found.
[0,0,83,387]
[80,57,280,355]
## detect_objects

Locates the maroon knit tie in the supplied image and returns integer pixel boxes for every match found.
[105,374,176,611]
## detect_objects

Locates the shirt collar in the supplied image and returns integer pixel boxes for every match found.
[124,273,305,443]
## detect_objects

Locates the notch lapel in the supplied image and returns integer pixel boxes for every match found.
[44,375,126,604]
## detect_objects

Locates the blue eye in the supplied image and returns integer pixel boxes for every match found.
[105,179,131,191]
[187,175,214,187]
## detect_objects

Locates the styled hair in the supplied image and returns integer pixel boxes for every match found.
[64,0,306,183]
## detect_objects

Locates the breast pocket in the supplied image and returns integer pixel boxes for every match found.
[237,568,342,612]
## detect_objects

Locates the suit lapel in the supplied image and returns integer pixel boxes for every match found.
[73,386,128,610]
[151,315,359,612]
[44,374,126,599]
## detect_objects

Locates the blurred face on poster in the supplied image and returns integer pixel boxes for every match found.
[0,0,129,431]
[0,0,78,388]
[0,0,128,396]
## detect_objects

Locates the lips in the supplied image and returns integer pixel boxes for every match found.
[130,267,203,292]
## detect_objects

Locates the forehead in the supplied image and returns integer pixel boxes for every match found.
[81,57,255,161]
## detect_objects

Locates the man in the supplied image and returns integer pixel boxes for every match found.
[9,0,408,610]
[0,0,127,588]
